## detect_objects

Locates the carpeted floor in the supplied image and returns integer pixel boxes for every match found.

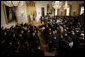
[38,31,56,56]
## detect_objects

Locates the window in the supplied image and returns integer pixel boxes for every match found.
[66,8,70,16]
[55,9,57,15]
[80,6,84,15]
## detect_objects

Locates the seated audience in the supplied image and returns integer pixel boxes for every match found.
[0,23,42,56]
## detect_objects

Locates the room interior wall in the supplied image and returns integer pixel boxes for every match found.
[1,2,6,25]
[68,1,84,16]
[35,1,84,21]
[56,1,84,16]
[1,1,84,28]
[16,1,28,24]
[1,1,28,28]
[26,1,36,24]
[35,1,50,22]
[1,1,17,28]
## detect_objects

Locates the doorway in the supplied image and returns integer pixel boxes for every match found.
[41,7,45,16]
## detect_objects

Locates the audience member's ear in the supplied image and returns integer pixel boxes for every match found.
[32,32,35,36]
[19,34,22,37]
[65,33,68,36]
[13,34,15,37]
[18,41,20,45]
[34,30,37,33]
[37,46,41,49]
[21,30,24,34]
[49,28,51,31]
[4,32,7,36]
[28,30,30,33]
[9,42,12,45]
[53,36,56,39]
[60,35,63,39]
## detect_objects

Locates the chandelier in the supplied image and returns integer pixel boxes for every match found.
[3,1,24,7]
[64,1,69,9]
[52,1,69,9]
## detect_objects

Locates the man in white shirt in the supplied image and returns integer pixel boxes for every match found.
[68,38,74,48]
[69,41,73,48]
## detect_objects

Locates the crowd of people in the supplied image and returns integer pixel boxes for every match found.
[42,16,84,56]
[0,23,44,56]
[0,15,84,56]
[40,13,83,25]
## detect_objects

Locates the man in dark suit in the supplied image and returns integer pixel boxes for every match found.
[77,32,84,56]
[31,45,44,56]
[30,32,40,49]
[70,30,77,48]
[0,32,7,56]
[40,16,43,24]
[47,31,52,42]
[48,36,59,52]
